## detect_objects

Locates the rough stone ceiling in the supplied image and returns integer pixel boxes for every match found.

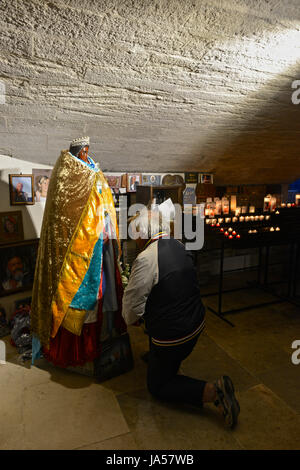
[1,0,300,184]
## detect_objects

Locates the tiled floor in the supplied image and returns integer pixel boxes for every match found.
[1,293,300,450]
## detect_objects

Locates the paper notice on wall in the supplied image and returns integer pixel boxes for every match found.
[158,198,175,219]
[183,184,196,205]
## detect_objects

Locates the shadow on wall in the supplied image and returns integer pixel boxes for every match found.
[190,64,300,185]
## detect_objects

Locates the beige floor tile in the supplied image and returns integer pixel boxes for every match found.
[233,384,300,450]
[0,424,27,450]
[117,390,244,450]
[0,362,25,426]
[205,311,292,376]
[20,381,129,450]
[77,432,138,450]
[181,333,259,392]
[258,363,300,413]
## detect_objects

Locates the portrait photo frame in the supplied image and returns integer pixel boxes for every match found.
[32,169,52,203]
[127,173,142,193]
[200,173,214,184]
[104,174,121,190]
[9,174,34,205]
[0,239,39,297]
[0,211,24,245]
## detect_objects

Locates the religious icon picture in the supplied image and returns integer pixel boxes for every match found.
[32,169,52,203]
[0,239,39,297]
[200,173,213,184]
[104,174,121,190]
[0,211,24,245]
[142,174,161,186]
[185,172,199,184]
[127,173,142,193]
[9,174,34,205]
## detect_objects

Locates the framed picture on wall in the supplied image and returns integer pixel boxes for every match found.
[142,174,161,186]
[9,174,34,205]
[0,211,24,245]
[0,239,39,297]
[104,174,121,189]
[200,173,214,184]
[127,173,142,193]
[185,172,199,184]
[32,169,52,203]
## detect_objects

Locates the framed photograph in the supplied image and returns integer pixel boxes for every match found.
[185,172,199,184]
[32,169,52,203]
[142,174,161,186]
[0,239,39,297]
[105,174,121,189]
[127,173,142,193]
[200,173,213,184]
[0,211,24,245]
[9,174,34,205]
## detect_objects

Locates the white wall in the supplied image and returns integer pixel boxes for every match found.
[0,154,53,320]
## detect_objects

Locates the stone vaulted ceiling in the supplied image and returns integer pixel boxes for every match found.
[0,0,300,184]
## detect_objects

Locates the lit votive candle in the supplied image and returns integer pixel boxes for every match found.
[276,227,280,231]
[239,216,245,222]
[225,218,231,223]
[259,215,264,221]
[232,217,238,223]
[270,227,275,232]
[250,216,255,221]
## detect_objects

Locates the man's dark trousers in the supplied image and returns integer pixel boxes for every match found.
[147,334,206,407]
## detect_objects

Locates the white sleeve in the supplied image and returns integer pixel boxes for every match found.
[122,243,158,325]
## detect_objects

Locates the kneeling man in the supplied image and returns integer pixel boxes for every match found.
[122,210,240,429]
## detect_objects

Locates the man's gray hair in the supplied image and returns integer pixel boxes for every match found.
[129,209,171,239]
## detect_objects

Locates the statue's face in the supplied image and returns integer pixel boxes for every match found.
[78,146,89,162]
